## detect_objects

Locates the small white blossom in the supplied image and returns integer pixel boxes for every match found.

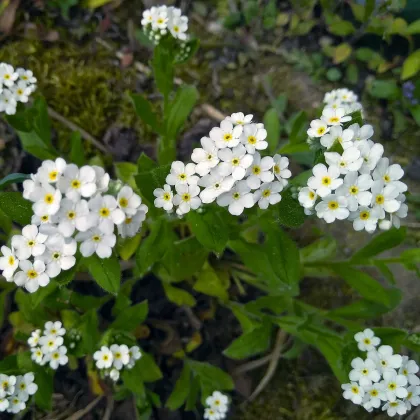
[110,344,130,370]
[15,373,38,401]
[173,184,201,215]
[336,172,372,211]
[28,329,41,348]
[321,107,351,126]
[357,140,384,174]
[127,346,142,369]
[198,174,234,204]
[109,369,120,382]
[272,154,291,187]
[11,225,47,260]
[191,137,220,176]
[307,164,343,197]
[307,119,329,138]
[382,400,407,417]
[320,126,355,149]
[298,187,317,209]
[47,346,68,370]
[154,184,174,211]
[14,259,50,293]
[117,186,142,216]
[94,346,113,369]
[371,181,401,219]
[165,161,198,187]
[117,208,147,238]
[88,195,125,234]
[315,194,349,223]
[44,321,66,337]
[354,329,380,352]
[246,153,274,189]
[209,119,243,149]
[350,206,381,233]
[226,112,253,125]
[373,158,407,193]
[368,345,403,373]
[240,123,268,154]
[253,182,282,209]
[58,164,97,201]
[324,147,362,174]
[76,228,116,259]
[342,382,364,405]
[217,144,253,181]
[349,357,380,387]
[348,123,374,142]
[217,181,254,216]
[399,356,420,386]
[0,246,19,280]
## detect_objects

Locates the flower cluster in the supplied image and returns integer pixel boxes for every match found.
[342,328,420,417]
[154,113,291,216]
[93,344,142,382]
[204,391,229,420]
[299,88,407,232]
[0,63,37,115]
[28,321,68,370]
[323,88,363,116]
[0,159,148,293]
[402,81,418,106]
[0,373,38,414]
[141,5,189,44]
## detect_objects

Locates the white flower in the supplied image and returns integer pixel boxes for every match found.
[320,126,355,149]
[382,370,408,401]
[165,161,198,187]
[204,407,222,420]
[173,184,201,215]
[92,166,110,193]
[335,172,372,211]
[379,219,392,231]
[382,400,407,417]
[56,199,93,237]
[42,236,75,279]
[217,180,254,216]
[350,206,381,233]
[191,137,220,176]
[0,246,19,280]
[226,112,253,125]
[31,347,44,364]
[14,259,50,293]
[17,68,37,84]
[354,328,380,351]
[363,383,385,411]
[11,225,47,260]
[88,195,125,234]
[127,346,142,369]
[58,164,97,201]
[15,373,38,401]
[154,184,174,211]
[324,147,362,174]
[272,154,291,187]
[109,369,120,382]
[246,153,274,189]
[217,144,253,181]
[405,385,420,410]
[209,119,243,149]
[47,346,68,370]
[110,344,130,370]
[307,164,343,197]
[315,194,349,223]
[117,208,147,238]
[368,345,403,373]
[0,90,17,115]
[206,391,229,414]
[0,374,15,397]
[298,187,317,209]
[39,334,64,354]
[76,228,116,258]
[373,158,407,193]
[307,119,329,138]
[321,107,351,126]
[348,123,374,142]
[32,184,62,216]
[0,63,18,87]
[399,356,420,386]
[341,382,364,405]
[7,395,25,414]
[198,174,234,204]
[371,181,401,219]
[141,7,156,26]
[349,357,380,387]
[117,186,142,216]
[36,158,66,185]
[22,176,40,201]
[240,123,268,154]
[356,140,384,174]
[0,397,8,412]
[12,81,32,103]
[28,329,41,347]
[44,321,66,337]
[253,182,283,209]
[168,16,188,40]
[94,346,113,369]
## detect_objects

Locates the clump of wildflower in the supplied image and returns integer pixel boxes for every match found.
[0,63,37,115]
[300,87,407,232]
[28,321,68,370]
[0,372,38,414]
[0,159,148,293]
[93,344,142,382]
[341,328,420,417]
[153,113,291,216]
[204,391,229,419]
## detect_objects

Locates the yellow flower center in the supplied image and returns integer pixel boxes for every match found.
[370,390,378,397]
[44,193,54,204]
[41,215,49,222]
[182,193,191,202]
[390,402,398,407]
[67,211,76,220]
[248,135,257,144]
[252,166,261,175]
[403,369,408,375]
[383,175,390,182]
[179,173,187,180]
[17,89,23,95]
[408,392,413,399]
[103,355,109,361]
[309,191,315,199]
[317,127,326,135]
[329,117,340,124]
[53,252,60,260]
[339,161,346,167]
[232,158,240,166]
[273,165,280,174]
[173,25,179,32]
[52,353,60,360]
[4,74,10,80]
[115,352,121,359]
[233,192,240,199]
[262,189,271,198]
[125,218,132,225]
[163,193,171,201]
[351,386,359,394]
[8,256,15,266]
[92,235,101,242]
[328,201,338,210]
[322,176,331,186]
[364,338,371,345]
[99,207,110,217]
[28,240,35,247]
[71,179,81,189]
[362,369,368,375]
[375,194,385,205]
[350,186,358,195]
[223,133,232,142]
[360,211,370,220]
[119,198,128,208]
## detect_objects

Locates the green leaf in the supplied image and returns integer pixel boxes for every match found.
[54,264,78,286]
[175,38,200,64]
[110,301,148,332]
[346,63,359,85]
[0,192,32,226]
[402,50,420,80]
[69,131,85,166]
[78,309,99,355]
[224,321,272,360]
[406,19,420,34]
[270,189,306,228]
[372,327,408,348]
[278,142,310,154]
[163,283,196,307]
[122,364,146,396]
[161,237,208,282]
[119,233,142,261]
[188,360,234,402]
[165,86,199,139]
[368,79,400,99]
[328,20,356,36]
[135,164,171,205]
[136,352,163,382]
[326,68,342,82]
[166,364,191,410]
[31,282,58,308]
[0,173,30,190]
[187,208,229,254]
[152,41,175,99]
[289,111,308,144]
[300,237,337,264]
[34,366,54,410]
[355,48,375,62]
[333,43,352,64]
[351,227,406,262]
[364,0,375,22]
[85,253,121,294]
[130,93,163,135]
[194,266,229,301]
[316,335,348,383]
[263,108,280,154]
[0,354,18,374]
[331,264,399,307]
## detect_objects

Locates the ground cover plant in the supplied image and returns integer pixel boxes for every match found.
[0,1,419,419]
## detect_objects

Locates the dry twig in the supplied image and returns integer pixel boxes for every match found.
[64,395,104,420]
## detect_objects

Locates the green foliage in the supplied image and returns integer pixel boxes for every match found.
[0,192,33,226]
[84,253,121,294]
